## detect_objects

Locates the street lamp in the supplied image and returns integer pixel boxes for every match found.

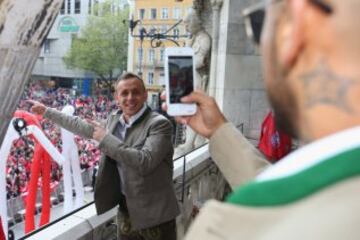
[125,16,189,76]
[128,16,188,48]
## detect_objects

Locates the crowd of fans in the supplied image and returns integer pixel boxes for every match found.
[6,81,117,199]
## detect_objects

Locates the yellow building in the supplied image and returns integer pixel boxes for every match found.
[128,0,193,101]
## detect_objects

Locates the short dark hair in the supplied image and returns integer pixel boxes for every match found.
[115,72,146,91]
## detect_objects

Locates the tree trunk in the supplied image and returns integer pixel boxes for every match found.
[0,0,63,146]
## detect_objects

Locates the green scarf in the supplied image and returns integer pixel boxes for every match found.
[227,147,360,206]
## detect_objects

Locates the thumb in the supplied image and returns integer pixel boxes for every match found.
[181,90,207,104]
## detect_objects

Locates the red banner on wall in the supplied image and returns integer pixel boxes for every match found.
[258,112,292,162]
[0,216,5,240]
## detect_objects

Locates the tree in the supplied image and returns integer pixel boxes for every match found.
[64,1,129,92]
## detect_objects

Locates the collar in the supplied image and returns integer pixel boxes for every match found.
[226,126,360,206]
[119,104,147,127]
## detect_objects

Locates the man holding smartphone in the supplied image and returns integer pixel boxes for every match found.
[164,0,360,239]
[30,72,179,240]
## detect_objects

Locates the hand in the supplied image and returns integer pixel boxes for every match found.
[86,119,107,142]
[26,100,48,116]
[161,90,227,138]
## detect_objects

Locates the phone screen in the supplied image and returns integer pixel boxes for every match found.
[168,56,194,104]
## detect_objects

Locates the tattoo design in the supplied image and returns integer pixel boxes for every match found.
[300,61,355,113]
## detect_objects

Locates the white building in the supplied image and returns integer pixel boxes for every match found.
[32,0,128,94]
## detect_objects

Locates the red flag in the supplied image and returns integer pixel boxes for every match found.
[0,216,6,240]
[258,112,292,162]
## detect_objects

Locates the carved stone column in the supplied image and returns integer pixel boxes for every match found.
[0,0,63,147]
[209,0,223,97]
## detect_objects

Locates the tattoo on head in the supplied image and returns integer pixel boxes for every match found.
[300,61,355,113]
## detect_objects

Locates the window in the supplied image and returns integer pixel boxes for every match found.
[159,72,165,85]
[173,7,181,19]
[149,26,156,34]
[148,72,154,85]
[161,25,167,33]
[136,67,142,76]
[139,9,145,20]
[60,0,65,14]
[150,8,157,20]
[161,8,169,19]
[173,28,179,40]
[160,49,165,62]
[75,0,81,14]
[67,0,71,14]
[187,7,192,14]
[185,24,190,35]
[93,0,99,15]
[151,94,159,110]
[137,48,143,62]
[111,3,117,15]
[44,39,51,54]
[88,0,92,14]
[148,49,155,63]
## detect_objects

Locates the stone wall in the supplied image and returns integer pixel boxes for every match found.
[199,0,270,140]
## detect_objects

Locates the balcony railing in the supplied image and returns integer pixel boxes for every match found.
[17,143,216,240]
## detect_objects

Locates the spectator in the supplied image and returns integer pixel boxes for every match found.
[6,81,116,198]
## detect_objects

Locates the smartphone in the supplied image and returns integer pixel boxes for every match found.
[165,47,196,116]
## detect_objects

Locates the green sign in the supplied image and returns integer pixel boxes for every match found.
[58,16,80,32]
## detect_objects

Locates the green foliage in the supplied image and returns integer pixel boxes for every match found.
[64,1,128,84]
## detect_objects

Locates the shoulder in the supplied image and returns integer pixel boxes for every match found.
[147,111,171,126]
[142,111,173,135]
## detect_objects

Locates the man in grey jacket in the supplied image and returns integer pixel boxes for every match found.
[30,72,179,240]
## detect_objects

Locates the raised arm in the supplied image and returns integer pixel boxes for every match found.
[28,100,94,139]
[209,123,269,189]
[162,90,269,189]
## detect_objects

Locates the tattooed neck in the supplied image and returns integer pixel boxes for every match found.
[299,61,355,113]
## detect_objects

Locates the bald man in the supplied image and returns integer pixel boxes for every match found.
[168,0,360,239]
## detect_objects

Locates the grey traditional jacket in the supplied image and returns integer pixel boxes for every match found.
[44,107,180,230]
[185,123,360,240]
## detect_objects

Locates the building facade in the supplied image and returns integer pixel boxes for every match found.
[32,0,127,95]
[127,0,193,108]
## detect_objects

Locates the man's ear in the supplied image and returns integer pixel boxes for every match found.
[279,0,306,68]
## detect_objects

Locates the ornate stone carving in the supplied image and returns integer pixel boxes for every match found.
[183,8,211,92]
[192,0,204,12]
[210,0,223,10]
[178,165,229,234]
[175,9,212,156]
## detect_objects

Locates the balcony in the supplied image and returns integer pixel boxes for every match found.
[14,144,227,240]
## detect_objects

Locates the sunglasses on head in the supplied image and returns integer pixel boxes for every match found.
[243,0,333,45]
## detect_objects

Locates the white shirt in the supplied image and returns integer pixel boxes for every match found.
[115,104,147,196]
[116,104,147,140]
